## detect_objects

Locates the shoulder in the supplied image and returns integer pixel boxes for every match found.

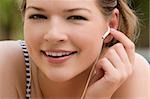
[133,53,149,76]
[0,40,22,58]
[112,53,150,99]
[135,53,149,67]
[0,40,26,98]
[0,41,25,69]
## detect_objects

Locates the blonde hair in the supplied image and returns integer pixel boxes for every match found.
[20,0,139,44]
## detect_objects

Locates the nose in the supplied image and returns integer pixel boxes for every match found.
[44,18,68,43]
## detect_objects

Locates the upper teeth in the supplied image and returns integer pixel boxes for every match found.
[45,51,71,57]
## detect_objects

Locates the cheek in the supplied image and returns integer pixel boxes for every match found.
[69,26,104,64]
[24,22,43,42]
[23,21,44,61]
[69,26,103,51]
[23,20,46,49]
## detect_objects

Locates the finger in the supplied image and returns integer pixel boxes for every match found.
[85,58,123,99]
[110,28,135,64]
[104,48,124,70]
[89,68,104,86]
[112,43,133,75]
[112,43,130,64]
[91,58,121,90]
[97,58,120,82]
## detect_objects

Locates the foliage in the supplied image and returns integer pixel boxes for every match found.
[0,0,23,40]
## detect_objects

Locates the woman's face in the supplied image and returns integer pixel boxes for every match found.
[24,0,109,82]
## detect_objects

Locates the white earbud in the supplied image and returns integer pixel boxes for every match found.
[102,26,110,39]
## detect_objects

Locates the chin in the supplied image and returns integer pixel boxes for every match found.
[50,76,72,83]
[46,70,78,83]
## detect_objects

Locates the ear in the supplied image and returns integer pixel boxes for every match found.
[104,8,119,43]
[109,8,119,29]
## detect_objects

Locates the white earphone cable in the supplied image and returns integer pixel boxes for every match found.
[80,26,110,99]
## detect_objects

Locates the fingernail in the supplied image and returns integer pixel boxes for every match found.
[110,28,116,31]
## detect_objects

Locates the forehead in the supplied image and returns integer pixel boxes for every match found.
[26,0,100,12]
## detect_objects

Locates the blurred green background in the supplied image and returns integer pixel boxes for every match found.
[0,0,23,40]
[0,0,149,61]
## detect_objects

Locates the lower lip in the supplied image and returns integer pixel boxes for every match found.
[43,53,74,64]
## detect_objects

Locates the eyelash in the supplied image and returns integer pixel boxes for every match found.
[28,14,47,20]
[28,14,88,21]
[67,15,88,21]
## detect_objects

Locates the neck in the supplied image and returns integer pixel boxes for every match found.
[38,67,92,98]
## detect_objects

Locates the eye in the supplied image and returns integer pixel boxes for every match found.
[28,14,47,20]
[67,15,88,21]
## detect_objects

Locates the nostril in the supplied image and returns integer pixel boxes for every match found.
[59,39,65,42]
[43,33,67,43]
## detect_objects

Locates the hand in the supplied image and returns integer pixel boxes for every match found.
[84,29,135,99]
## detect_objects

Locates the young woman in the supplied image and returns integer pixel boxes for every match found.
[0,0,149,99]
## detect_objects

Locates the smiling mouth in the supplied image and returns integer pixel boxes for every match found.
[41,51,77,58]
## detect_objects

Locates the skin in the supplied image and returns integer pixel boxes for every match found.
[0,0,150,99]
[24,0,106,83]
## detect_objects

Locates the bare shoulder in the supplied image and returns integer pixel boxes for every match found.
[0,41,26,98]
[0,41,25,68]
[134,53,149,67]
[133,53,149,74]
[112,53,150,99]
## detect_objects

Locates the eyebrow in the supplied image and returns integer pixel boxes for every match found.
[26,6,45,11]
[26,6,91,13]
[64,8,91,13]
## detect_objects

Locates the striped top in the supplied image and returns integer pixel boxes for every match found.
[19,40,31,99]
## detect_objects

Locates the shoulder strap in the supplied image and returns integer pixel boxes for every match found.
[19,40,31,99]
